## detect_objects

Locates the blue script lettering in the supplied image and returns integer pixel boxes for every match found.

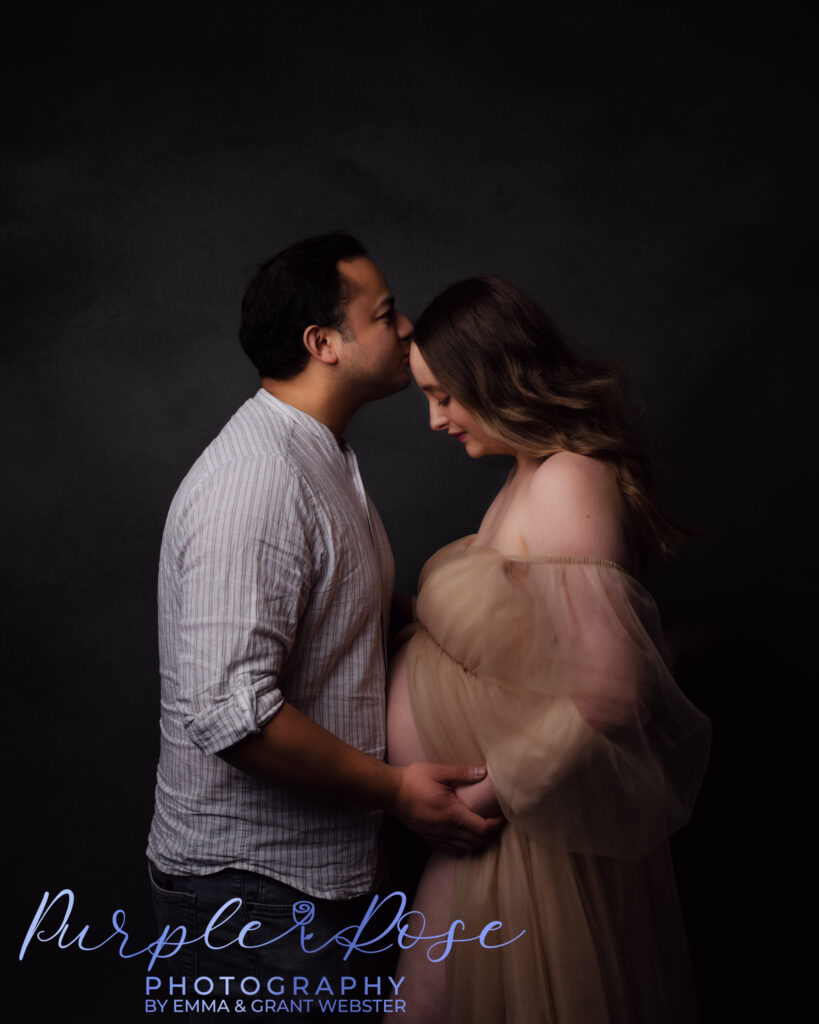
[19,888,525,967]
[303,890,526,963]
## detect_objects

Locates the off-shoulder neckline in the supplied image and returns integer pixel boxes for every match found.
[461,535,634,579]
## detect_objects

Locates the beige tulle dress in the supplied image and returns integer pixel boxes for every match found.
[405,536,711,1023]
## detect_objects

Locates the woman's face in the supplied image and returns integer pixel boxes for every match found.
[409,343,515,458]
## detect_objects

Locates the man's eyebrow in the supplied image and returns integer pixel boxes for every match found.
[373,294,395,314]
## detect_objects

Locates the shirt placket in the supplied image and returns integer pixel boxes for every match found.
[343,447,389,672]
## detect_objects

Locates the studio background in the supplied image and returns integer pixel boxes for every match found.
[4,3,813,1021]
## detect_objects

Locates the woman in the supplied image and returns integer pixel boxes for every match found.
[385,277,711,1023]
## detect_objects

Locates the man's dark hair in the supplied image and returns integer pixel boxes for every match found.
[239,231,368,379]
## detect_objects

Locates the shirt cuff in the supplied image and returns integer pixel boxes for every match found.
[183,681,285,755]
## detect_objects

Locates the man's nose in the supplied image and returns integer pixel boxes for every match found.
[397,312,414,341]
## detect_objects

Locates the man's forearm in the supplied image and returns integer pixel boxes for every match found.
[220,702,401,811]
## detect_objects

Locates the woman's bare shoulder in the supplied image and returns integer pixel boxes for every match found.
[522,452,630,565]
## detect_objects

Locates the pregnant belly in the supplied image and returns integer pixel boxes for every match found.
[386,643,428,766]
[387,640,502,819]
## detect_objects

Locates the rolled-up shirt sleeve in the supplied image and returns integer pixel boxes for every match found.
[176,454,316,755]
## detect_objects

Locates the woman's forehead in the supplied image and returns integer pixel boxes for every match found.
[409,344,440,389]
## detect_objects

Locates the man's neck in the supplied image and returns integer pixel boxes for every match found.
[261,377,352,443]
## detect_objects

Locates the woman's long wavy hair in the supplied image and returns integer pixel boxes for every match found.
[413,276,685,563]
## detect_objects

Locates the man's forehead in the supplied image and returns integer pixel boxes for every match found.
[338,256,390,302]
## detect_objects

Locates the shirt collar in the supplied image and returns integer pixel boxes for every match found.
[255,387,353,461]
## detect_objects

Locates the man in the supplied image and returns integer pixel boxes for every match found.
[146,233,499,1005]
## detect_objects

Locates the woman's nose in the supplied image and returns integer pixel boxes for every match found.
[429,406,448,431]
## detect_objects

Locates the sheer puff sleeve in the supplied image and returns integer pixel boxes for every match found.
[406,543,711,861]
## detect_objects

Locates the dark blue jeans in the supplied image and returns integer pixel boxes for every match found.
[147,861,402,1022]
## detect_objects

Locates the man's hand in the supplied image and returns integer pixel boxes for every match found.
[222,705,504,855]
[455,771,503,819]
[391,762,505,854]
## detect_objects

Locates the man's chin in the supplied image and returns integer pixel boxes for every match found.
[372,371,412,401]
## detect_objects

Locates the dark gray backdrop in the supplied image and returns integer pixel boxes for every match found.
[5,3,814,1021]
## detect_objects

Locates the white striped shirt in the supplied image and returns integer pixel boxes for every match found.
[147,389,394,899]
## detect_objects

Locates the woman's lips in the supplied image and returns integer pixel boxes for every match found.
[451,432,468,443]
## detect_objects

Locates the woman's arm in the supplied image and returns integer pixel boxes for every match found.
[521,452,639,733]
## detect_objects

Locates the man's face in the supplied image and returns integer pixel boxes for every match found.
[333,257,414,401]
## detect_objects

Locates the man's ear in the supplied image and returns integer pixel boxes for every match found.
[303,324,339,365]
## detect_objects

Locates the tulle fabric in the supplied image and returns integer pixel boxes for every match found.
[406,536,711,1023]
